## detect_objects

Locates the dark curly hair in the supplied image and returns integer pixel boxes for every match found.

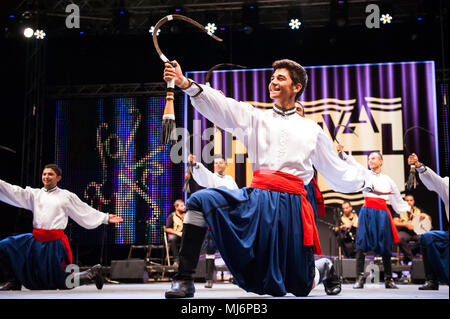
[272,59,308,99]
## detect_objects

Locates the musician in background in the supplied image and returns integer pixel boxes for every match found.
[408,153,448,290]
[393,194,431,265]
[334,201,358,258]
[165,199,186,267]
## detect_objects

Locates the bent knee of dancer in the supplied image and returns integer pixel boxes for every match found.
[184,210,207,228]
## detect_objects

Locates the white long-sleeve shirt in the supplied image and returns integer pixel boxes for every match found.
[339,152,410,214]
[0,179,109,230]
[192,163,239,189]
[416,165,449,221]
[183,82,370,193]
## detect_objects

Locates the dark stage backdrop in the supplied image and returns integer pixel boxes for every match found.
[54,96,184,245]
[186,61,446,233]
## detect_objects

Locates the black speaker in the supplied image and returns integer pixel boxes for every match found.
[110,259,148,283]
[411,259,426,283]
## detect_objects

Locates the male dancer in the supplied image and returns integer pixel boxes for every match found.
[0,164,123,290]
[337,145,410,289]
[408,153,448,290]
[163,59,374,298]
[189,153,238,288]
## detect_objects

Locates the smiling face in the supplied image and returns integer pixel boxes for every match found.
[214,157,227,175]
[42,168,61,190]
[269,68,302,107]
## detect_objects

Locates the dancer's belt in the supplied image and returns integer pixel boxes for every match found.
[251,170,322,255]
[33,228,73,266]
[363,197,400,243]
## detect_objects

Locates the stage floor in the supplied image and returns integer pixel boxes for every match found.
[0,282,448,299]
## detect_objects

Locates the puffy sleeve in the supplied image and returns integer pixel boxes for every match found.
[311,130,371,193]
[184,83,259,145]
[417,166,449,220]
[0,179,35,211]
[386,176,411,214]
[65,192,109,229]
[192,163,217,188]
[417,167,449,207]
[338,150,368,173]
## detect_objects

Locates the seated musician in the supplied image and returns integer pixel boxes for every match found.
[334,200,358,258]
[392,194,431,265]
[165,199,186,267]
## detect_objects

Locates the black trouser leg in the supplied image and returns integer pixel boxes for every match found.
[420,246,436,281]
[205,258,215,281]
[173,223,207,281]
[398,231,414,263]
[356,250,366,274]
[0,250,17,283]
[0,250,21,290]
[382,255,392,278]
[168,235,181,264]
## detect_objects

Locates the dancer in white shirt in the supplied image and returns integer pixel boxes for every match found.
[337,145,410,289]
[163,59,374,298]
[408,153,448,290]
[0,164,123,290]
[188,153,238,288]
[189,154,238,190]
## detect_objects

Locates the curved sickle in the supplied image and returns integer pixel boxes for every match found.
[403,125,434,155]
[152,14,223,64]
[205,63,246,84]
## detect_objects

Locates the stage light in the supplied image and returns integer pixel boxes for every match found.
[380,14,393,24]
[9,14,15,18]
[205,23,217,35]
[23,27,34,38]
[289,19,302,30]
[330,0,348,27]
[149,26,160,36]
[34,29,46,39]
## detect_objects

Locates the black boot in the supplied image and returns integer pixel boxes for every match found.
[0,251,21,291]
[353,272,366,289]
[165,223,207,298]
[315,258,341,295]
[384,276,398,289]
[418,280,439,290]
[77,264,104,290]
[382,255,398,289]
[204,258,215,288]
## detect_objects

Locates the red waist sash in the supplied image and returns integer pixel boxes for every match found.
[33,228,73,266]
[363,197,400,243]
[251,170,322,255]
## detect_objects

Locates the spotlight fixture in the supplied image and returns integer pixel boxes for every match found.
[289,18,302,30]
[380,14,393,24]
[149,26,160,36]
[205,23,217,35]
[34,29,46,39]
[23,27,34,38]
